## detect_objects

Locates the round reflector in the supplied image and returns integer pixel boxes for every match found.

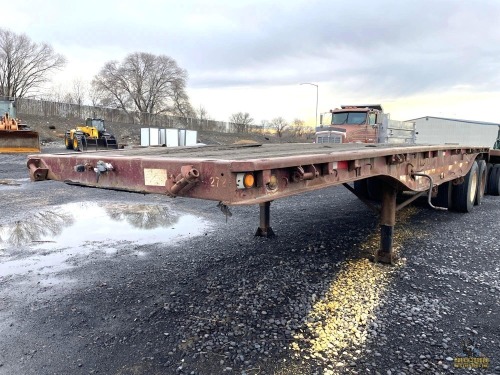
[244,173,255,188]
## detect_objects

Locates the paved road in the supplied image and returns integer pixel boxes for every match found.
[0,148,498,374]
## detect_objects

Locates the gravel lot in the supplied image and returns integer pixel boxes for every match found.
[0,145,499,375]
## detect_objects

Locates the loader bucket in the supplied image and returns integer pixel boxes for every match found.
[0,130,41,153]
[84,137,119,151]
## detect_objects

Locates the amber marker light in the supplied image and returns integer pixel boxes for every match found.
[236,172,255,189]
[243,173,255,188]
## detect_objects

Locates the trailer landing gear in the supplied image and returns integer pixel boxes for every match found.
[255,201,275,238]
[375,183,397,264]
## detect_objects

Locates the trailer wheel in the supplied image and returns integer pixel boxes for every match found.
[475,160,487,205]
[452,161,478,212]
[488,164,500,196]
[485,163,493,195]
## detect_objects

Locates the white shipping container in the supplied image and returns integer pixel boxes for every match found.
[178,129,186,146]
[159,129,166,145]
[185,130,198,146]
[140,128,150,146]
[149,128,160,146]
[166,129,179,147]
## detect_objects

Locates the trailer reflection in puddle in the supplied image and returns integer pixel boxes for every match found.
[0,202,209,277]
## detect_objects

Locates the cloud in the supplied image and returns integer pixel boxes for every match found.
[4,0,500,122]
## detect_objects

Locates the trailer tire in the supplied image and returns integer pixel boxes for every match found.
[485,163,493,195]
[451,161,478,213]
[488,164,500,196]
[475,160,487,205]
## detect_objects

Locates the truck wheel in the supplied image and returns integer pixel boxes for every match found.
[488,164,500,196]
[452,161,478,212]
[73,136,79,151]
[475,160,487,205]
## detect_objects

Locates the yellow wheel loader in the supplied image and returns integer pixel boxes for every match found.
[0,97,40,153]
[65,118,118,151]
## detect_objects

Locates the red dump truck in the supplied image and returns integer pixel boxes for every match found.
[27,141,500,264]
[315,104,416,144]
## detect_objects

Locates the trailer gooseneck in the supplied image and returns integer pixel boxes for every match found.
[27,143,500,264]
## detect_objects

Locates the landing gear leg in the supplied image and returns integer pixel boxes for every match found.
[255,201,275,237]
[375,182,397,264]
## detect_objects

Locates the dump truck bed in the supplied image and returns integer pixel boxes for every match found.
[28,143,488,205]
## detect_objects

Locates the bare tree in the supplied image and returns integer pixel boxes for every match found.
[88,84,111,107]
[70,79,87,106]
[195,105,212,130]
[289,118,307,137]
[269,117,289,137]
[0,28,66,97]
[41,83,67,102]
[92,52,192,125]
[170,80,195,119]
[196,105,211,121]
[229,112,254,133]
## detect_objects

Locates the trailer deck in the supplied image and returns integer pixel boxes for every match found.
[27,142,493,264]
[27,143,488,203]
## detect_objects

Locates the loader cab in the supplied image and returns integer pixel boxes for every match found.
[0,97,16,118]
[85,118,105,133]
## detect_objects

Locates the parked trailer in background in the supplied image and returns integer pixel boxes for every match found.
[409,116,500,147]
[27,143,500,264]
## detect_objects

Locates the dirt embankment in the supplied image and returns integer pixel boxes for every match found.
[20,114,309,147]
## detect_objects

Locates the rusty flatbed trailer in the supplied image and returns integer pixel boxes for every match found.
[27,143,500,263]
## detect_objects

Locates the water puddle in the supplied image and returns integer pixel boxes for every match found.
[0,202,209,277]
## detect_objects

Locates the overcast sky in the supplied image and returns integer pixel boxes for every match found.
[4,0,500,125]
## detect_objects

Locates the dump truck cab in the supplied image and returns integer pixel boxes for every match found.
[316,105,382,144]
[316,104,415,144]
